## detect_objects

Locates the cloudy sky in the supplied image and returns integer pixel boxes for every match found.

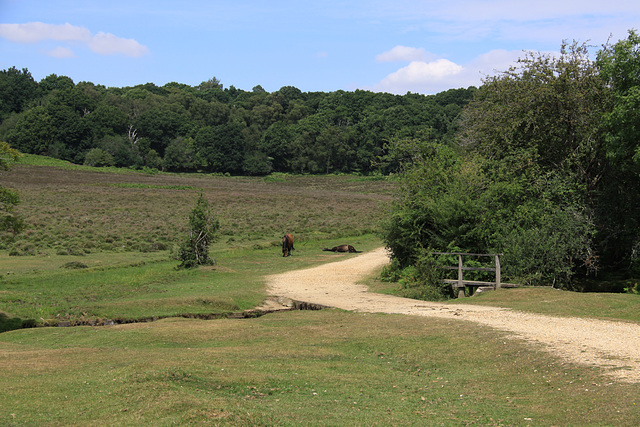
[1,0,639,94]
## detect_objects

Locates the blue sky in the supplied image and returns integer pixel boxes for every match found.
[1,0,639,94]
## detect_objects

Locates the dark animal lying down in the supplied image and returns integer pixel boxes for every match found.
[322,244,360,253]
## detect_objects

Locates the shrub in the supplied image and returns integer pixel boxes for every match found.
[84,148,115,167]
[177,193,220,268]
[0,313,36,333]
[381,249,451,301]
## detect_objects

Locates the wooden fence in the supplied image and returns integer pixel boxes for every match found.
[431,252,517,298]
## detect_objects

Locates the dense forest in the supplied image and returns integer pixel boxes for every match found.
[0,69,474,175]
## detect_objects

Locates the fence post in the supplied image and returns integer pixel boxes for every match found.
[457,254,465,298]
[495,254,501,289]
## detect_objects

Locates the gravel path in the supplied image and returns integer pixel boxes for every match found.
[266,247,640,382]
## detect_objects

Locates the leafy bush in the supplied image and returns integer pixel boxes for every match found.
[381,249,450,300]
[83,148,115,167]
[177,193,220,268]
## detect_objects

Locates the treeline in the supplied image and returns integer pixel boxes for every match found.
[0,70,475,175]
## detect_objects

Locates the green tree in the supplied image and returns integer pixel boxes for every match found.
[178,194,220,268]
[196,77,223,91]
[195,123,244,173]
[86,104,128,139]
[39,74,75,92]
[164,136,197,171]
[98,135,140,167]
[383,41,613,295]
[458,41,608,285]
[83,148,115,167]
[242,150,272,175]
[6,106,55,155]
[260,122,294,171]
[6,81,94,161]
[134,103,189,156]
[0,67,39,119]
[596,29,640,272]
[0,141,25,237]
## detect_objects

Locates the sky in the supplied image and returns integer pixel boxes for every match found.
[1,1,639,95]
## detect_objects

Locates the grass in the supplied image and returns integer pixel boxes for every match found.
[370,278,640,323]
[2,155,640,425]
[1,155,392,327]
[0,233,383,326]
[3,159,395,255]
[1,310,638,426]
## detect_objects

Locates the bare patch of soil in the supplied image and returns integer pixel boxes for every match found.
[266,248,640,382]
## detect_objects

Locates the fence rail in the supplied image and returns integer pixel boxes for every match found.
[431,252,517,297]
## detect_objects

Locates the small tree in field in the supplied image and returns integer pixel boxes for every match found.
[178,193,219,269]
[1,141,25,238]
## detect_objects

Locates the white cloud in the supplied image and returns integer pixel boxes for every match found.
[46,46,76,58]
[369,49,524,94]
[0,22,149,58]
[88,32,149,57]
[468,49,524,77]
[372,59,463,94]
[0,22,91,43]
[376,45,430,62]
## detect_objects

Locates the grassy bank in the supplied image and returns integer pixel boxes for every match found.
[448,287,640,323]
[2,310,638,426]
[0,234,382,326]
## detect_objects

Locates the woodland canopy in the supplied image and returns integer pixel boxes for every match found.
[0,69,473,175]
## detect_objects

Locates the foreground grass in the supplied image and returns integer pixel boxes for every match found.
[2,310,638,426]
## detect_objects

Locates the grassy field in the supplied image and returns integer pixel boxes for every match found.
[0,235,383,327]
[4,155,394,256]
[2,158,640,425]
[1,156,390,326]
[2,310,639,426]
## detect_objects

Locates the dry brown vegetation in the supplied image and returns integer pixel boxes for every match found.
[2,164,395,256]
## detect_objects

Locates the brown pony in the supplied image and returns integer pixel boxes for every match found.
[282,233,294,257]
[322,244,358,253]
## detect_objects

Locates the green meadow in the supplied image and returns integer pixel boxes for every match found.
[1,159,640,425]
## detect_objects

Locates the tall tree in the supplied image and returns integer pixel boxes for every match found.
[596,29,640,271]
[384,41,614,294]
[0,67,39,119]
[459,41,610,284]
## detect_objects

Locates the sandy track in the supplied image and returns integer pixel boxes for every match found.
[266,247,640,382]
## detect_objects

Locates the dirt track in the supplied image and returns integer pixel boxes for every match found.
[266,247,640,382]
